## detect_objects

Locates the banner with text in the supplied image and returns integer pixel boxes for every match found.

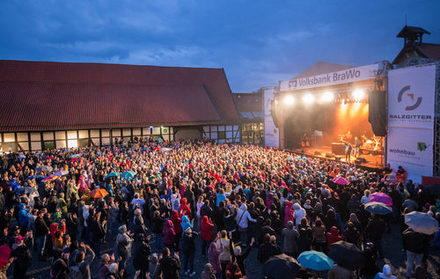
[279,64,379,91]
[388,64,436,129]
[387,127,433,181]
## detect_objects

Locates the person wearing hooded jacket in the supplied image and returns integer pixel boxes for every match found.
[236,203,256,247]
[374,264,397,279]
[181,215,193,233]
[201,215,215,256]
[163,220,176,252]
[293,203,306,228]
[171,210,182,252]
[326,226,344,249]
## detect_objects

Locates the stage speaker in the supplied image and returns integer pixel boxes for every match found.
[270,100,279,128]
[314,151,321,155]
[325,153,333,158]
[368,90,387,136]
[355,157,367,164]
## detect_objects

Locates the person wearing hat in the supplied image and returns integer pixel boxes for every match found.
[374,264,397,279]
[11,235,32,279]
[181,227,197,277]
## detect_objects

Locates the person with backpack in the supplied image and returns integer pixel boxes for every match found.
[132,234,151,279]
[236,203,256,247]
[181,227,197,277]
[158,247,181,279]
[70,243,95,279]
[50,249,69,279]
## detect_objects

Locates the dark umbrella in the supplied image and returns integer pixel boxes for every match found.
[424,185,440,196]
[364,202,392,215]
[328,241,365,270]
[263,254,301,279]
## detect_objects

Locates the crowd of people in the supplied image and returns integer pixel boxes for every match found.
[0,138,438,279]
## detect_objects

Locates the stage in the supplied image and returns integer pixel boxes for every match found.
[290,145,384,169]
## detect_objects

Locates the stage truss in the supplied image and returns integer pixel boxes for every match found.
[433,63,440,176]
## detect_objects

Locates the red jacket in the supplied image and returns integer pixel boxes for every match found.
[180,198,191,217]
[326,226,344,249]
[163,220,176,246]
[171,210,182,234]
[200,216,215,241]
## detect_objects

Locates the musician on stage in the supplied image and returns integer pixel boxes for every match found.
[353,137,361,157]
[344,142,352,163]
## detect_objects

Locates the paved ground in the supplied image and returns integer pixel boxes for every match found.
[7,223,440,278]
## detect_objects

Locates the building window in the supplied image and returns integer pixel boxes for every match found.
[43,141,56,150]
[218,131,226,140]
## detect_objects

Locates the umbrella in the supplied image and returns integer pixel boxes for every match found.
[369,192,393,206]
[263,254,300,279]
[328,241,365,270]
[402,199,418,212]
[10,182,21,192]
[121,171,136,180]
[16,186,37,196]
[37,165,53,173]
[332,177,350,185]
[424,185,440,196]
[105,172,119,179]
[297,250,334,271]
[27,174,44,180]
[405,211,439,235]
[89,188,109,199]
[0,244,11,270]
[364,202,392,215]
[42,175,57,182]
[53,170,69,176]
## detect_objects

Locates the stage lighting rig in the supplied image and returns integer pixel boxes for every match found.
[283,95,295,106]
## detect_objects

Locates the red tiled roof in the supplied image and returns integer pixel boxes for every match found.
[392,43,440,64]
[418,43,440,61]
[0,60,240,131]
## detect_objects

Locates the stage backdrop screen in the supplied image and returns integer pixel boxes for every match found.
[387,64,436,181]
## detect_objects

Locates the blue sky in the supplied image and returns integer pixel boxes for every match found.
[1,0,439,92]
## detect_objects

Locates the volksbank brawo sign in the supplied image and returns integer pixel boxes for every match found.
[279,64,379,91]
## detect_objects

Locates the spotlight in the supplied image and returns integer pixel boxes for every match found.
[303,94,315,104]
[321,91,334,103]
[283,95,295,106]
[352,89,365,101]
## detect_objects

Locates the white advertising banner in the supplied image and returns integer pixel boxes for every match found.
[387,127,433,181]
[279,63,379,91]
[388,65,436,129]
[387,64,437,182]
[263,87,279,148]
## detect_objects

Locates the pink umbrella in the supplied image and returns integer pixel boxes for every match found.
[332,177,350,185]
[0,244,11,269]
[370,192,393,206]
